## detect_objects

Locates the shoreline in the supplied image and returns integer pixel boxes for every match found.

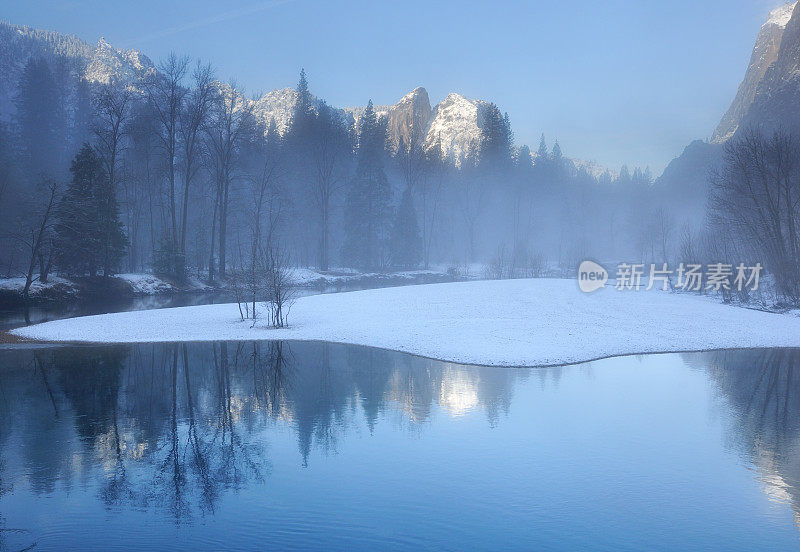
[10,279,800,367]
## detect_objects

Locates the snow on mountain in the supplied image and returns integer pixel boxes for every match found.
[84,37,153,85]
[251,87,302,135]
[569,158,616,179]
[768,1,797,26]
[342,103,391,130]
[528,150,616,179]
[344,87,432,153]
[261,86,484,165]
[712,1,798,142]
[0,23,152,120]
[424,93,488,164]
[0,22,571,172]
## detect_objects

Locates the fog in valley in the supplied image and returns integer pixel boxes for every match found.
[0,4,799,306]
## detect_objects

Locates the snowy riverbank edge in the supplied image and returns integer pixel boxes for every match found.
[0,269,452,305]
[10,279,800,367]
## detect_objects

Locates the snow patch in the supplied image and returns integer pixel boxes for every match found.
[115,273,175,295]
[766,1,797,28]
[12,279,800,367]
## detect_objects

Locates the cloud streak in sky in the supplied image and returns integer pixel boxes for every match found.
[121,0,295,47]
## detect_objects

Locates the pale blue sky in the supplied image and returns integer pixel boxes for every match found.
[2,0,787,173]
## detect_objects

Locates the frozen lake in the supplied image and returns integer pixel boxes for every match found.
[1,342,799,550]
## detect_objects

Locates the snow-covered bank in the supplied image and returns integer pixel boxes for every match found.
[10,279,800,367]
[0,269,453,306]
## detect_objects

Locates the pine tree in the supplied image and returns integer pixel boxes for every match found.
[537,134,548,159]
[479,103,513,166]
[342,101,392,270]
[390,187,422,269]
[54,144,127,276]
[517,145,533,172]
[289,68,315,142]
[14,57,62,178]
[74,77,93,146]
[551,140,563,162]
[618,165,631,185]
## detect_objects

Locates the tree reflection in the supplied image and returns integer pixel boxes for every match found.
[700,348,800,523]
[0,340,526,521]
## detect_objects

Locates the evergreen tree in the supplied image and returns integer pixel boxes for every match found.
[551,140,563,163]
[390,187,422,269]
[618,165,631,185]
[54,144,127,276]
[73,77,94,146]
[289,68,315,142]
[516,145,533,172]
[479,103,513,166]
[342,101,391,270]
[14,57,62,178]
[537,133,548,159]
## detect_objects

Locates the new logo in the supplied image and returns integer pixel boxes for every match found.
[578,260,608,292]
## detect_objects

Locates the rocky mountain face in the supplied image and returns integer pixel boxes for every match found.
[424,93,488,163]
[737,1,800,135]
[1,20,608,173]
[657,2,800,208]
[85,37,153,85]
[0,22,153,119]
[224,84,488,165]
[712,1,797,142]
[0,21,496,166]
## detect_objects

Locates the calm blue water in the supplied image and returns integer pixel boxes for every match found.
[0,343,799,551]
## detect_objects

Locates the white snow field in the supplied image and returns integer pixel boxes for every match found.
[10,279,800,367]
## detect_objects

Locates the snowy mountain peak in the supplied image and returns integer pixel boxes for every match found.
[712,1,799,142]
[766,1,797,28]
[424,93,488,164]
[85,37,153,85]
[252,87,301,135]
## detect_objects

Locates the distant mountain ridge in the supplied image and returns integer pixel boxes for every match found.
[0,20,609,175]
[0,22,154,118]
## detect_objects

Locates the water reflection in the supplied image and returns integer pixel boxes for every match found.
[0,342,526,522]
[2,343,800,550]
[690,349,800,524]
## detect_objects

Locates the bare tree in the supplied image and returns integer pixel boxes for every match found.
[456,163,487,263]
[418,136,445,269]
[93,80,132,277]
[710,129,800,302]
[145,54,189,271]
[264,243,295,328]
[178,62,214,267]
[204,81,256,280]
[246,128,286,323]
[311,102,347,271]
[10,180,58,303]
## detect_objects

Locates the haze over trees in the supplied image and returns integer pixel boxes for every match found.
[0,23,797,307]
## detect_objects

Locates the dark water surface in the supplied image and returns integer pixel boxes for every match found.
[1,343,799,550]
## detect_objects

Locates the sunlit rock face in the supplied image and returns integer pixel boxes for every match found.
[712,2,797,143]
[0,21,492,167]
[739,2,800,136]
[424,92,489,165]
[385,86,432,152]
[658,2,798,221]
